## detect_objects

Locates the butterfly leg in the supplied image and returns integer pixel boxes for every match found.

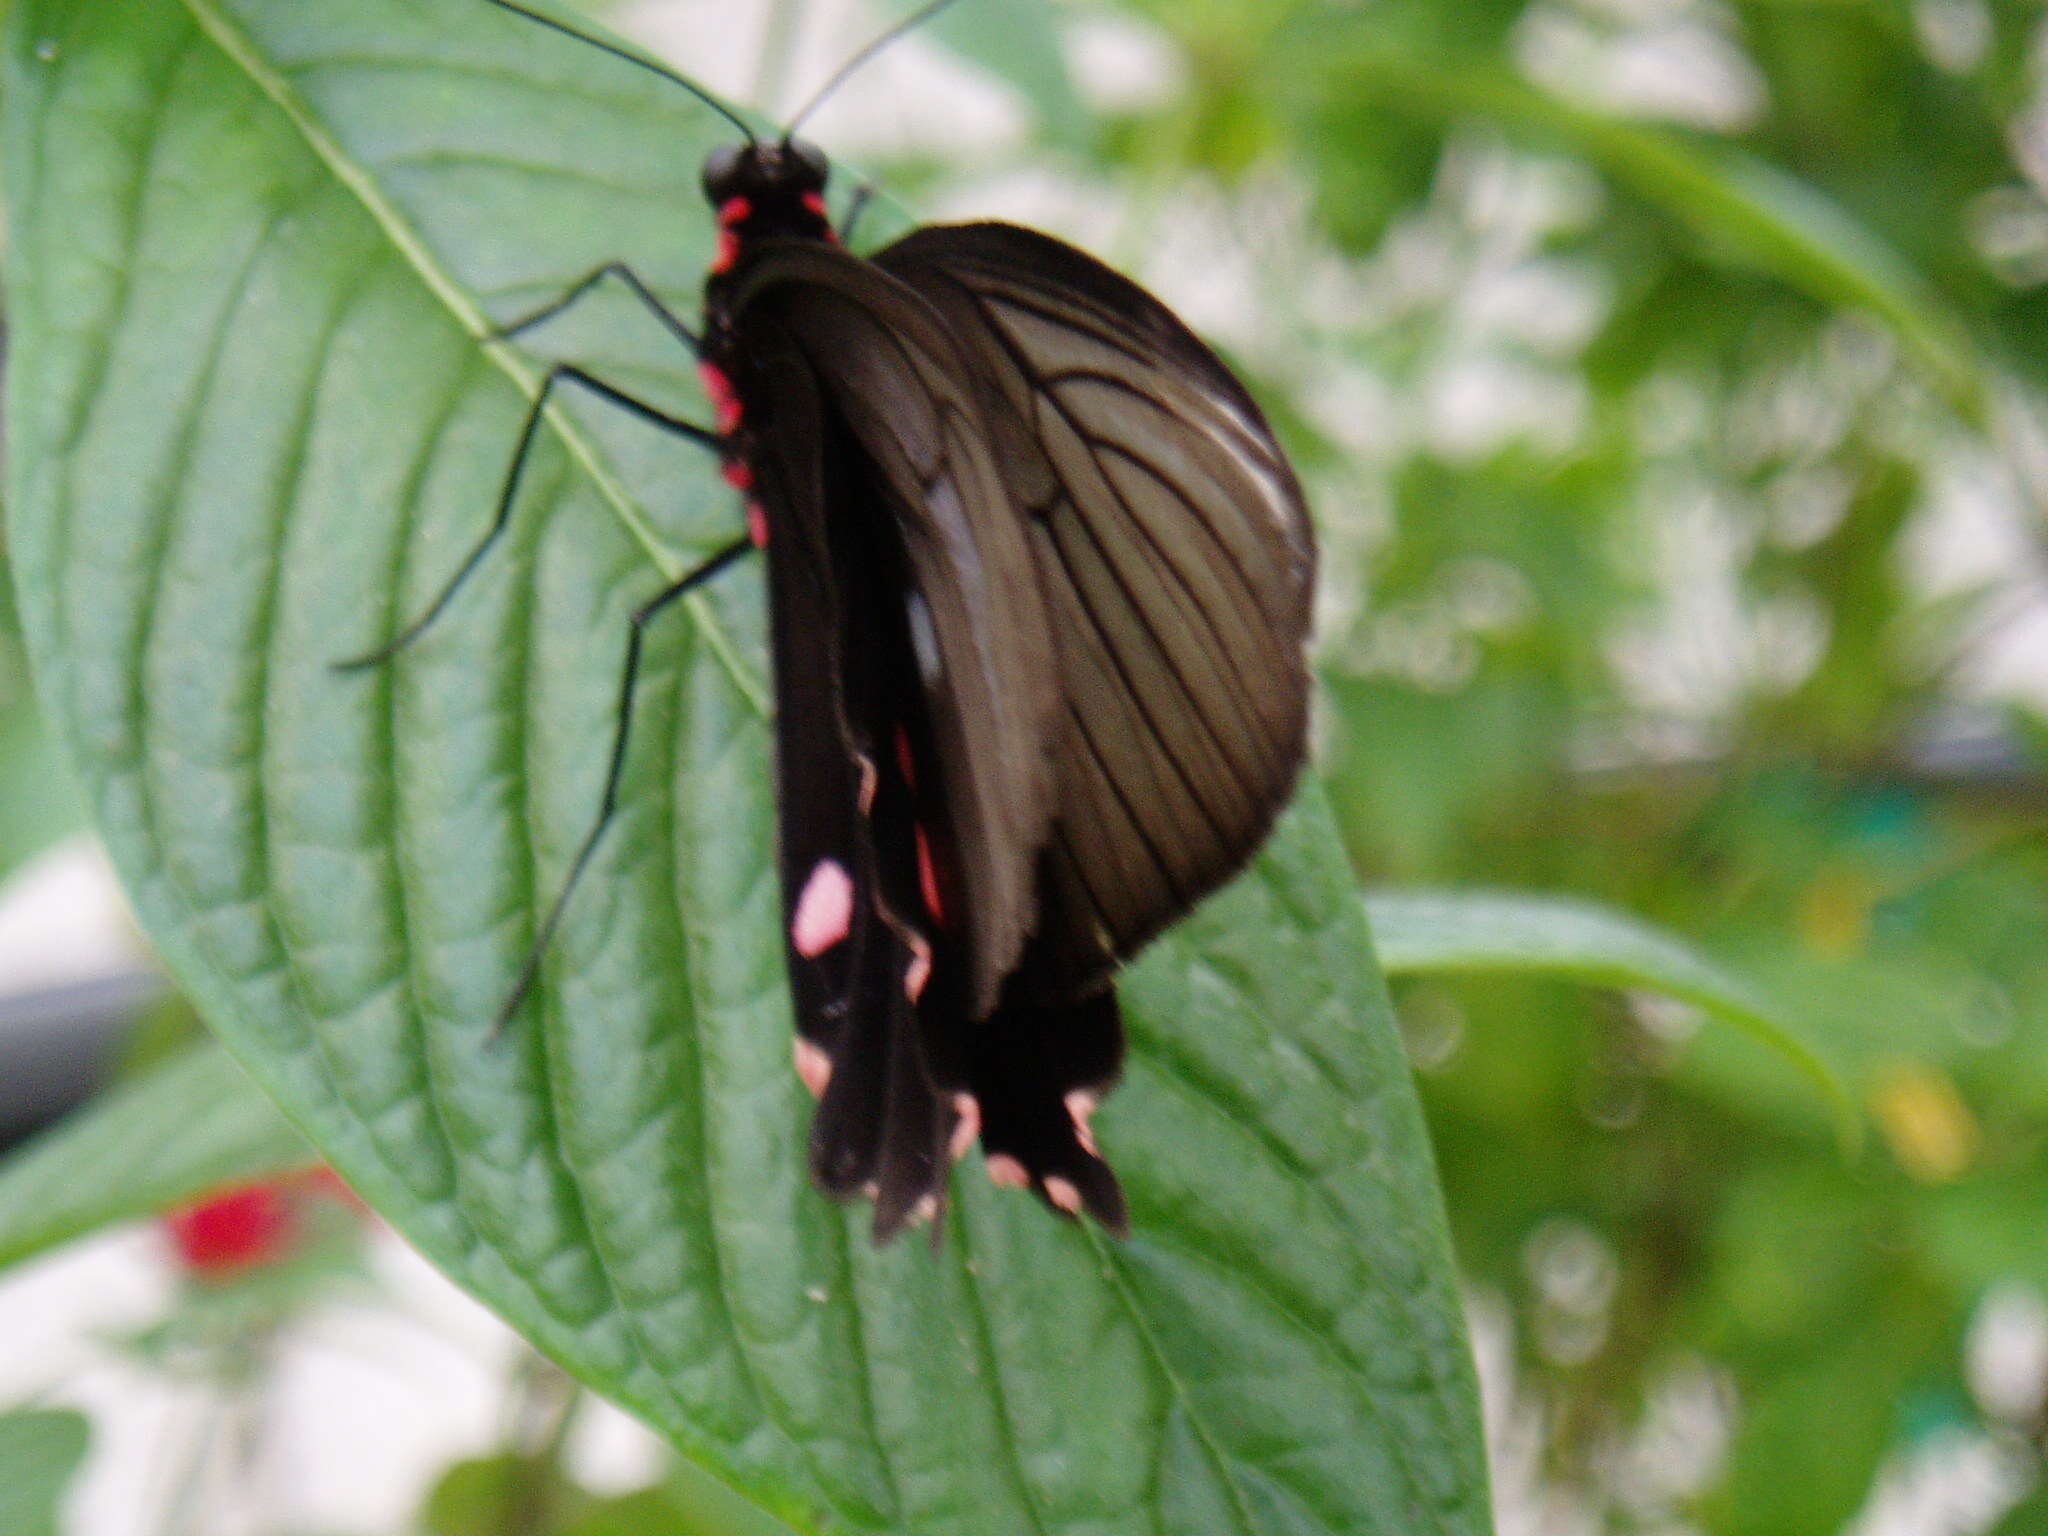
[491,262,701,356]
[333,364,719,669]
[492,534,756,1033]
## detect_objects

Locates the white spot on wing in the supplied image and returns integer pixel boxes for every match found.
[1065,1090,1100,1157]
[792,859,853,958]
[949,1094,982,1162]
[904,934,933,1002]
[793,1039,832,1099]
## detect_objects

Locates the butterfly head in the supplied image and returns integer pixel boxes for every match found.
[701,139,835,249]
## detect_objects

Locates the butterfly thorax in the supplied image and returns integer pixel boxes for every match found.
[699,139,838,296]
[696,139,843,545]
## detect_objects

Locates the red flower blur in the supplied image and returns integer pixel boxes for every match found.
[163,1180,296,1277]
[161,1168,368,1279]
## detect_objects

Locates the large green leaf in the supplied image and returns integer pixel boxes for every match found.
[2,2,1490,1532]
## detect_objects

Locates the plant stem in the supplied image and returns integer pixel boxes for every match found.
[501,1351,586,1535]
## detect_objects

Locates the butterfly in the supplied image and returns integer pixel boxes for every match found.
[349,0,1316,1242]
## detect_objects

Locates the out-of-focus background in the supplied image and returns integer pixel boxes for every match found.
[1,0,2044,1531]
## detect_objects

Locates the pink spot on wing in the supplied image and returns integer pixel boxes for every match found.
[792,859,853,958]
[793,1038,831,1099]
[1065,1090,1099,1157]
[986,1154,1029,1190]
[720,458,754,492]
[903,934,932,1003]
[949,1094,981,1163]
[1043,1176,1083,1215]
[746,500,770,548]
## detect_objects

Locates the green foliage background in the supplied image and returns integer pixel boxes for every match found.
[1080,1,2048,1530]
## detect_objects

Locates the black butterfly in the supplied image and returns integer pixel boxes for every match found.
[350,0,1316,1242]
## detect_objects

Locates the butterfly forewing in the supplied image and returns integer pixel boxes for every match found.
[732,242,1063,1018]
[722,244,1109,1234]
[873,223,1317,985]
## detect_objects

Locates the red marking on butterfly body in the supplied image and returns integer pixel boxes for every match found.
[914,824,945,925]
[799,191,840,244]
[698,361,743,434]
[721,459,754,492]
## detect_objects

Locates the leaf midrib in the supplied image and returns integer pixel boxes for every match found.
[174,0,771,718]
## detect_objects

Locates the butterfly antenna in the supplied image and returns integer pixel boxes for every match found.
[483,0,758,145]
[781,0,970,142]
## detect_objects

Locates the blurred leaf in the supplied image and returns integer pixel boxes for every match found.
[1366,887,1861,1150]
[0,694,80,881]
[0,1044,312,1271]
[658,1457,803,1536]
[0,1408,90,1536]
[562,1490,700,1536]
[567,1477,799,1536]
[421,1453,590,1536]
[4,3,1490,1533]
[1707,1289,1945,1536]
[897,0,1084,149]
[1987,1483,2048,1536]
[1302,43,1989,418]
